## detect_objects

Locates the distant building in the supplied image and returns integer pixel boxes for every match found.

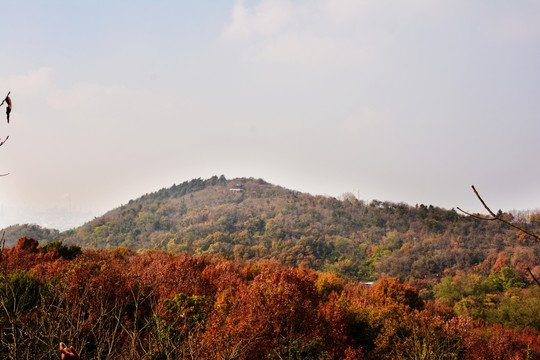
[230,184,244,192]
[360,281,375,285]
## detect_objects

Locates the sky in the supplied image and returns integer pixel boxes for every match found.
[0,0,539,230]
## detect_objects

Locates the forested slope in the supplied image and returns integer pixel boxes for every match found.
[12,176,531,283]
[3,176,539,282]
[2,176,539,349]
[1,239,538,359]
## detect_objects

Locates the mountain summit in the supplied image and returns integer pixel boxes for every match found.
[3,176,539,281]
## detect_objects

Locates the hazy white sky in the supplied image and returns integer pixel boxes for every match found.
[0,0,539,230]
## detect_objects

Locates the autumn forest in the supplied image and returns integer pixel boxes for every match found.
[1,176,539,359]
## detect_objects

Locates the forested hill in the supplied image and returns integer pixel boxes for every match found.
[4,176,540,281]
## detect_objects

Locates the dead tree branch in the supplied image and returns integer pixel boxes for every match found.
[0,93,10,175]
[526,267,540,287]
[457,185,540,241]
[458,185,540,286]
[0,91,10,107]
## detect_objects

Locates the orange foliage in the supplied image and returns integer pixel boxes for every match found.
[0,238,538,359]
[371,277,424,310]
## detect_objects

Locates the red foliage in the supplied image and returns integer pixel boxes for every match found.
[135,252,216,299]
[202,265,325,359]
[1,243,538,359]
[201,258,244,292]
[461,323,540,360]
[492,252,511,273]
[2,237,59,273]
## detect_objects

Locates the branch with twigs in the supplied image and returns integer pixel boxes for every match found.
[457,185,540,241]
[457,185,540,286]
[0,94,10,175]
[0,137,8,176]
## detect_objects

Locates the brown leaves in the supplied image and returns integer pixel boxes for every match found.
[0,243,538,359]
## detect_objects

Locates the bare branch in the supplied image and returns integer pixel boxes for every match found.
[0,231,5,258]
[470,185,498,218]
[0,231,6,276]
[526,267,540,287]
[458,185,540,241]
[456,207,496,221]
[459,185,540,287]
[0,91,10,107]
[0,136,9,176]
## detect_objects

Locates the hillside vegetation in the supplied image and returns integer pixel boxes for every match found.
[4,176,540,284]
[2,177,539,359]
[0,239,538,359]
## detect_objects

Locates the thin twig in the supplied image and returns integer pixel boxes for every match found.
[0,231,6,276]
[0,91,10,107]
[526,267,540,287]
[0,136,9,176]
[0,231,5,259]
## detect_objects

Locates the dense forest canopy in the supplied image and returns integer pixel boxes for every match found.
[0,239,538,359]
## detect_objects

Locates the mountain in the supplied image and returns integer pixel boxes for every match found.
[3,176,540,281]
[2,223,61,247]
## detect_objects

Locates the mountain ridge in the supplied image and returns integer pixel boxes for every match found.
[3,176,539,281]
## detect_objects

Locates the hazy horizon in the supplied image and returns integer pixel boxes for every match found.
[1,1,539,230]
